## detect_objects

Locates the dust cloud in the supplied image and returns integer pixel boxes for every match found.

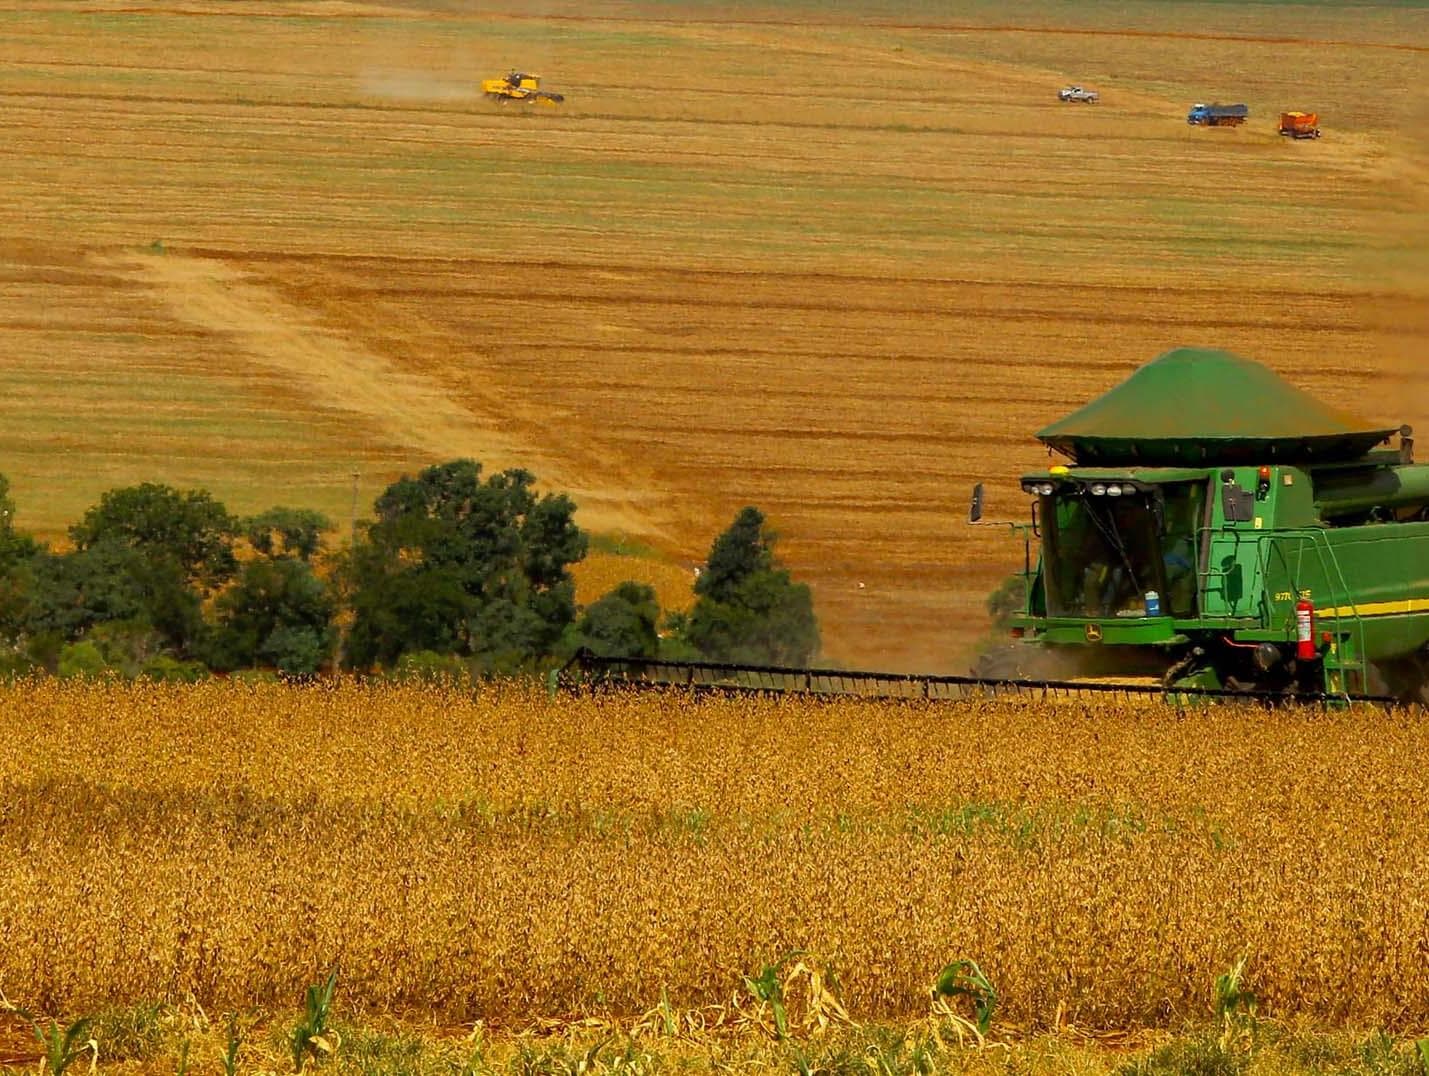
[358,72,477,101]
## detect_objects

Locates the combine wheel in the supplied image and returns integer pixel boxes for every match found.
[1367,657,1429,705]
[1412,651,1429,706]
[971,644,1029,681]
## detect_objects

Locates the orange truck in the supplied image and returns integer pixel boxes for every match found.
[1279,111,1321,139]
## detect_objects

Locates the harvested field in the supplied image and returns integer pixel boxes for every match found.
[1,0,1426,668]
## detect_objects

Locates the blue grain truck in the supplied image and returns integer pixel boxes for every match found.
[1188,102,1248,127]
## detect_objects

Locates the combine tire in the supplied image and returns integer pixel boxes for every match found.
[1368,656,1429,705]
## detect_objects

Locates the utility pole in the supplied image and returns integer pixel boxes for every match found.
[350,471,360,541]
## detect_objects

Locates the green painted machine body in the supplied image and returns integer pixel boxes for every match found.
[999,349,1429,697]
[1011,459,1429,694]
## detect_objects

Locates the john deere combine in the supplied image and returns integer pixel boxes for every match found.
[564,348,1428,705]
[984,347,1428,703]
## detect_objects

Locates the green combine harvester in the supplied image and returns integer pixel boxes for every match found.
[564,348,1428,705]
[980,347,1428,703]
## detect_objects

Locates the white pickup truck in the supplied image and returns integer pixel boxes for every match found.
[1058,85,1100,103]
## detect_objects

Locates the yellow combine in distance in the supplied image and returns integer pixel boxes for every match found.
[481,71,565,106]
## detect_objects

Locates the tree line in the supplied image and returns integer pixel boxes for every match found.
[0,461,819,680]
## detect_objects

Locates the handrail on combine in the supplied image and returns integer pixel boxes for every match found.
[1261,528,1371,698]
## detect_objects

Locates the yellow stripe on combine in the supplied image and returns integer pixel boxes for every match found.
[1321,597,1429,619]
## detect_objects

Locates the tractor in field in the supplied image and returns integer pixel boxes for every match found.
[482,71,565,106]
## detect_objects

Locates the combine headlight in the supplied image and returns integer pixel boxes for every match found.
[1106,484,1124,497]
[1090,483,1107,496]
[1036,482,1055,496]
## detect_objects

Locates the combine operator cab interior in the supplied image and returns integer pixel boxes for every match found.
[1026,479,1203,619]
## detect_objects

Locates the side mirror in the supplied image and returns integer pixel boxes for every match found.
[968,483,985,524]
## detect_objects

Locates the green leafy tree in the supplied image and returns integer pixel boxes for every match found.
[986,574,1027,632]
[0,473,40,571]
[57,639,109,679]
[682,507,819,666]
[86,620,168,677]
[0,473,42,645]
[344,460,587,670]
[139,654,208,683]
[203,505,338,674]
[344,564,470,665]
[71,483,238,588]
[568,581,661,659]
[208,558,337,675]
[24,541,163,641]
[656,610,701,661]
[245,508,332,562]
[391,649,471,683]
[695,507,771,604]
[41,483,241,655]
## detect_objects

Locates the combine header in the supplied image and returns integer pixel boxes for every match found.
[561,349,1427,708]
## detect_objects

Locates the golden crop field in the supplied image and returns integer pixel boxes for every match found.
[2,0,1426,670]
[3,679,1429,1046]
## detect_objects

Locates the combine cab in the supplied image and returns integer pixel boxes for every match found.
[482,71,564,106]
[995,348,1429,702]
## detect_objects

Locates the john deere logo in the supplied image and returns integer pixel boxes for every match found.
[1084,623,1103,642]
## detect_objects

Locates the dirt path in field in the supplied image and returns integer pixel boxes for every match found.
[115,251,673,539]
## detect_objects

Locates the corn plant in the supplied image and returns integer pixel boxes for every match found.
[1213,955,1256,1022]
[219,1012,243,1076]
[742,952,808,1040]
[32,1017,96,1076]
[657,988,677,1037]
[289,968,340,1072]
[1213,955,1257,1054]
[743,960,789,1040]
[931,960,997,1040]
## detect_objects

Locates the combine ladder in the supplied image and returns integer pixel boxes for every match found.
[1200,527,1370,698]
[1253,530,1371,697]
[1293,529,1371,696]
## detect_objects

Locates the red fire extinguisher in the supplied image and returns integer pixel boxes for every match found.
[1295,598,1317,661]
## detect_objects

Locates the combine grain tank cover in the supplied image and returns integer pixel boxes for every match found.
[1036,348,1396,466]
